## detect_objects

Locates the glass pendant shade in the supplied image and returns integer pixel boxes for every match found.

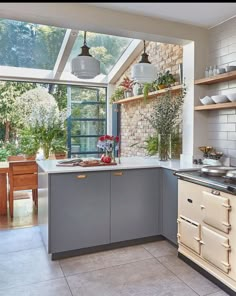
[71,31,100,79]
[131,40,157,83]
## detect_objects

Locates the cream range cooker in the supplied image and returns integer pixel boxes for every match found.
[175,170,236,295]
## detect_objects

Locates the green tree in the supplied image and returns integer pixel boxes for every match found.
[0,81,36,142]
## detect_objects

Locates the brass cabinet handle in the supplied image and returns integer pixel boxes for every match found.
[113,172,123,176]
[77,175,87,179]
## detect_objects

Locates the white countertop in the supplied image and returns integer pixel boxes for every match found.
[37,157,201,174]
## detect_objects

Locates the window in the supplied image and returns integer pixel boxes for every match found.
[67,86,107,158]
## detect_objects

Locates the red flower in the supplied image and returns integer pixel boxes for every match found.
[115,136,119,142]
[99,136,105,141]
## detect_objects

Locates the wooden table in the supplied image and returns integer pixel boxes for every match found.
[0,163,9,215]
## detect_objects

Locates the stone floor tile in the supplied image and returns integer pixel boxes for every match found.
[0,247,63,290]
[207,291,230,296]
[142,240,178,258]
[67,258,198,296]
[0,278,72,296]
[0,226,43,253]
[60,245,152,276]
[158,255,220,296]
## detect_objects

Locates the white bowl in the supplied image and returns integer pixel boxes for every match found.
[226,93,236,102]
[200,96,215,105]
[211,95,229,103]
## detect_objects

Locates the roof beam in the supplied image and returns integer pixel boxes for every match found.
[107,39,143,84]
[53,29,78,80]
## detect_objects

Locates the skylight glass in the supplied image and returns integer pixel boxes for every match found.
[65,32,132,75]
[0,18,66,70]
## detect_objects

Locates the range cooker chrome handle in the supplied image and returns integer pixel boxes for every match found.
[221,222,231,230]
[222,203,231,210]
[211,189,220,196]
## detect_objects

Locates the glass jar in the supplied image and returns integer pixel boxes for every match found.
[158,134,172,161]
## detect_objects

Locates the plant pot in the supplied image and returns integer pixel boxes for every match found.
[124,90,133,98]
[55,152,67,160]
[25,154,36,160]
[158,84,167,90]
[7,155,25,161]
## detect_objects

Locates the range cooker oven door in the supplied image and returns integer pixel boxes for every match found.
[177,215,201,254]
[201,226,231,273]
[201,191,231,234]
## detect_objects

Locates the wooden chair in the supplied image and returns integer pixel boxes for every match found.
[8,161,38,218]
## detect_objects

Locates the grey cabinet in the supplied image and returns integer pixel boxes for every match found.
[161,168,178,245]
[111,169,160,243]
[49,171,110,253]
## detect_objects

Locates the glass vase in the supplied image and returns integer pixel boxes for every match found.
[158,134,171,161]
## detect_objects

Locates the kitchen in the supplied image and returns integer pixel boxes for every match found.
[0,3,236,296]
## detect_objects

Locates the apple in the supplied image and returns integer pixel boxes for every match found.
[100,154,105,162]
[103,156,112,163]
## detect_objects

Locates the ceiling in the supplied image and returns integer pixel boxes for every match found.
[87,3,236,28]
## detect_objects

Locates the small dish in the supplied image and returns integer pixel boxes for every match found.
[200,96,215,105]
[226,93,236,102]
[211,95,229,103]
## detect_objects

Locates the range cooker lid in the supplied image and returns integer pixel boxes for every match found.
[201,166,235,177]
[226,170,236,179]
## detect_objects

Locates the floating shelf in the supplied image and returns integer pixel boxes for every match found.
[113,85,183,104]
[195,70,236,85]
[194,102,236,111]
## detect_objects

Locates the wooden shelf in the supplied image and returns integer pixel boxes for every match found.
[195,102,236,111]
[195,70,236,85]
[113,85,183,104]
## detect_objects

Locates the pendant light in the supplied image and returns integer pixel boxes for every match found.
[131,40,157,83]
[71,31,100,79]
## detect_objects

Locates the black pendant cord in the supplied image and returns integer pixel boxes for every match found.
[139,40,151,64]
[84,31,87,46]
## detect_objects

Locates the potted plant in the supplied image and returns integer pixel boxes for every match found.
[5,141,24,161]
[110,87,125,103]
[146,87,186,160]
[19,130,40,160]
[156,70,176,90]
[119,76,134,98]
[51,138,67,159]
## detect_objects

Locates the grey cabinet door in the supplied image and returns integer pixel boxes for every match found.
[49,171,110,253]
[162,169,178,244]
[111,169,160,243]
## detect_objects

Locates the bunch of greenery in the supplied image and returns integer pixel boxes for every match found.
[4,141,22,156]
[144,135,159,156]
[156,70,176,87]
[147,87,186,135]
[51,138,67,154]
[19,128,40,157]
[110,87,125,103]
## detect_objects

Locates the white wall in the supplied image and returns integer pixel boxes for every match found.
[206,17,236,165]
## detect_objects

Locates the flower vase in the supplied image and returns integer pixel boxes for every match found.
[158,134,171,161]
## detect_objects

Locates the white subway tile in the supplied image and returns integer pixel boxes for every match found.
[208,115,228,123]
[228,132,236,140]
[227,149,236,158]
[208,131,228,140]
[218,109,236,115]
[228,115,236,122]
[208,123,236,132]
[229,43,236,54]
[220,52,236,64]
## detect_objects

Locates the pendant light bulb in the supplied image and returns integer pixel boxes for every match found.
[131,40,156,83]
[71,31,100,79]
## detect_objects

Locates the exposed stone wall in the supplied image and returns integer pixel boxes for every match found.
[114,42,183,156]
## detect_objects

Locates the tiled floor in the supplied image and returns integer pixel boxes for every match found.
[0,226,229,296]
